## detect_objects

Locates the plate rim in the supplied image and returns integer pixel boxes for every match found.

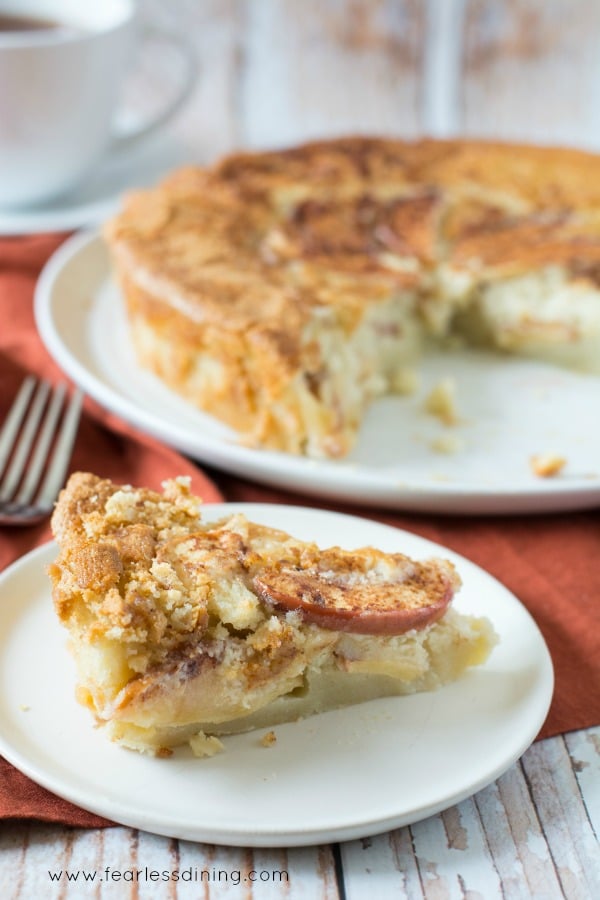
[34,229,600,514]
[0,503,554,846]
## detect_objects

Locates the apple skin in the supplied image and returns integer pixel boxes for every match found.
[252,554,456,635]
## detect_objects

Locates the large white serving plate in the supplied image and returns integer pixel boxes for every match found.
[35,230,600,513]
[0,504,553,847]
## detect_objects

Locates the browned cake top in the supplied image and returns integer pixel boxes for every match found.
[49,473,460,666]
[106,137,600,335]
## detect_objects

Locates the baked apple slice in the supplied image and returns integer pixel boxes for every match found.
[253,546,458,634]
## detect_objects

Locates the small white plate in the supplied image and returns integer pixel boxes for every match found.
[0,139,193,236]
[0,503,553,847]
[35,230,600,514]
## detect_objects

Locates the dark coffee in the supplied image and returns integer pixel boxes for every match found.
[0,14,64,33]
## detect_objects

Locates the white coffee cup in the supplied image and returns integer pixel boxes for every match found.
[0,0,196,208]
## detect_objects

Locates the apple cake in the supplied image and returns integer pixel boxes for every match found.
[49,473,496,755]
[105,137,600,458]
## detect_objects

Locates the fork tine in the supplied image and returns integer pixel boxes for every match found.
[0,375,37,475]
[0,379,51,502]
[16,383,66,504]
[36,388,83,508]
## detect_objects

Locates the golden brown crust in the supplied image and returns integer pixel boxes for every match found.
[51,472,459,645]
[50,473,206,643]
[107,137,600,298]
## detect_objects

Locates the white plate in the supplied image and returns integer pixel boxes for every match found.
[35,230,600,514]
[0,503,553,847]
[0,140,193,236]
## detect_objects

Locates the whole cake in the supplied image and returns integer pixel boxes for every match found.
[49,473,496,755]
[105,137,600,458]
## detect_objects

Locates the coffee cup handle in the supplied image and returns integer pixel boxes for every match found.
[110,26,198,153]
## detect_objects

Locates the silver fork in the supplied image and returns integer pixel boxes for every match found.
[0,376,83,526]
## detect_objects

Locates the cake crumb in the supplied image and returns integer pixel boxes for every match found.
[260,730,277,748]
[19,704,30,712]
[430,434,464,455]
[424,378,459,425]
[530,454,567,478]
[189,732,224,758]
[155,747,174,759]
[390,367,420,395]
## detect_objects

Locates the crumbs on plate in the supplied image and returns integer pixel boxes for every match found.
[530,454,567,478]
[424,378,459,426]
[260,730,277,748]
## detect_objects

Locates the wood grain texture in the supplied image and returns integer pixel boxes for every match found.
[238,0,424,147]
[339,728,600,899]
[135,0,243,159]
[0,823,341,899]
[421,0,467,136]
[566,728,600,840]
[136,0,424,157]
[136,0,600,153]
[462,0,600,147]
[522,737,600,899]
[134,0,600,154]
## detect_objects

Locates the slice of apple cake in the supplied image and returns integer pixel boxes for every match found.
[49,473,496,756]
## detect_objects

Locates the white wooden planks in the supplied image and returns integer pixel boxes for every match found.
[339,728,600,899]
[238,0,424,147]
[136,0,600,153]
[461,0,600,148]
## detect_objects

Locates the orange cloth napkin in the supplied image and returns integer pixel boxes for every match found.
[1,234,599,829]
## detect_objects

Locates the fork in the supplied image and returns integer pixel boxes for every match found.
[0,376,83,526]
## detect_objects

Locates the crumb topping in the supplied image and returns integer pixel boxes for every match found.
[50,473,461,682]
[424,378,459,426]
[260,730,277,747]
[530,453,567,478]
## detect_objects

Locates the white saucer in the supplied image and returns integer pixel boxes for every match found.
[0,138,194,236]
[0,503,553,847]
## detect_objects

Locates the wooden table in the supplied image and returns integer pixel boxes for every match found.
[2,2,600,896]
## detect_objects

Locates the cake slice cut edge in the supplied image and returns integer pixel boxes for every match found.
[49,472,498,756]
